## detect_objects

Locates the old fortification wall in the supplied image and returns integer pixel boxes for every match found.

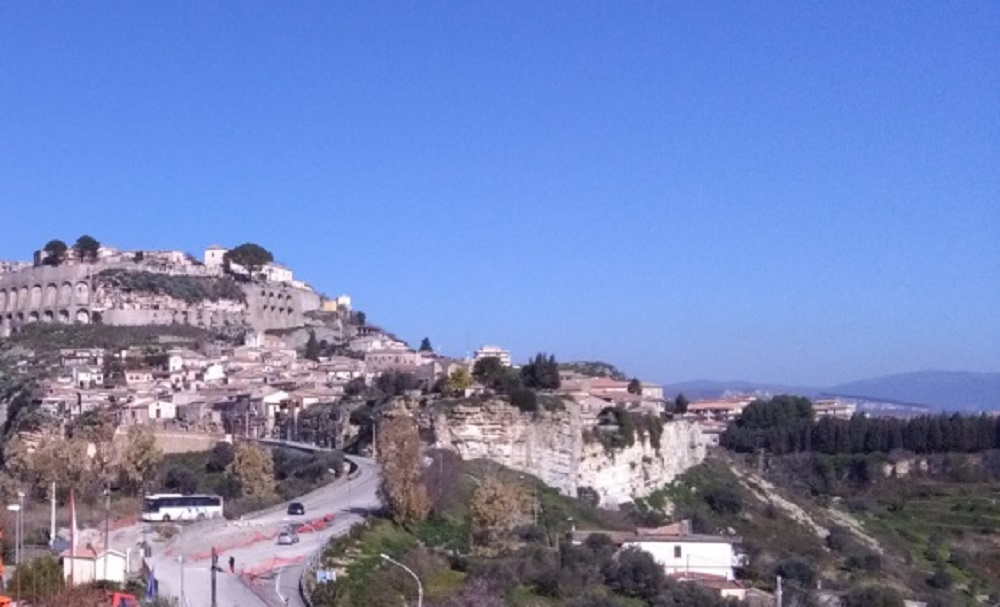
[152,430,227,454]
[427,399,707,507]
[0,262,320,336]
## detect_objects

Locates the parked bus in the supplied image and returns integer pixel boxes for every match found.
[141,493,224,522]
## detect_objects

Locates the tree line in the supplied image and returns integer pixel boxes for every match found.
[721,396,1000,456]
[40,235,101,265]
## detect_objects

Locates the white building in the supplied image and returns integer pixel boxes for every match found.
[350,335,408,353]
[204,245,227,268]
[261,263,293,283]
[125,397,177,424]
[472,345,511,367]
[574,521,746,583]
[626,534,743,581]
[641,382,664,400]
[71,366,104,389]
[61,548,129,585]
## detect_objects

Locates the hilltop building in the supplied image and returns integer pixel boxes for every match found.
[0,242,341,337]
[472,345,512,367]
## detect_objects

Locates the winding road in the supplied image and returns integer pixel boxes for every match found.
[142,453,380,607]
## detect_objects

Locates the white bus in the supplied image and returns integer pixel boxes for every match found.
[141,493,225,522]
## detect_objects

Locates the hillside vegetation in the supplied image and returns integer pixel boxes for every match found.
[309,454,739,607]
[96,268,246,303]
[709,395,1000,606]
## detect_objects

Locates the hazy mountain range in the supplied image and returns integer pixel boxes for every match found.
[664,371,1000,412]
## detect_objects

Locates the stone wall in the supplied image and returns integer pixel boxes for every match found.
[0,264,96,334]
[0,261,321,336]
[243,284,321,331]
[427,399,706,508]
[152,430,228,454]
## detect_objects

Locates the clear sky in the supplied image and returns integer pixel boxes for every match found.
[1,2,998,386]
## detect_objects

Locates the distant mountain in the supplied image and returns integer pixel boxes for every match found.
[824,371,1000,412]
[664,371,1000,412]
[663,379,818,401]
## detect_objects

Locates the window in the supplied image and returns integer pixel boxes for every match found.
[673,546,682,559]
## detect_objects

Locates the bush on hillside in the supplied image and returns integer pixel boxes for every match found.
[843,585,905,607]
[206,441,235,473]
[704,486,744,516]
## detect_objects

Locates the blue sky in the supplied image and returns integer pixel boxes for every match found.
[1,2,998,386]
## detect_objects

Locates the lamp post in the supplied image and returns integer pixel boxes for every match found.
[5,503,20,567]
[379,553,422,607]
[17,491,24,564]
[103,486,111,551]
[7,496,23,604]
[165,522,186,605]
[179,524,185,606]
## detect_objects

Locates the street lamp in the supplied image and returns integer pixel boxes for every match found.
[161,522,186,605]
[5,503,20,566]
[103,486,111,552]
[379,553,423,607]
[16,491,24,564]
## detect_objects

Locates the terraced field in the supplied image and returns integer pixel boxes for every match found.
[856,480,1000,598]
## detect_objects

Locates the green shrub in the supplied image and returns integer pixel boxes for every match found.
[843,585,905,607]
[927,568,952,589]
[704,486,743,515]
[510,388,538,413]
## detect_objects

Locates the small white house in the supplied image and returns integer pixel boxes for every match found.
[573,521,746,583]
[627,535,742,581]
[126,398,177,424]
[61,548,128,585]
[72,365,104,389]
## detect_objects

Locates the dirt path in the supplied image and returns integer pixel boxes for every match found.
[727,461,885,555]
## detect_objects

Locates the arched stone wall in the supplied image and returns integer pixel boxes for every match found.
[44,284,57,307]
[75,282,90,305]
[59,282,73,306]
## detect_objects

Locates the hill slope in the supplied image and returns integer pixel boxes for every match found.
[665,371,1000,411]
[826,371,1000,411]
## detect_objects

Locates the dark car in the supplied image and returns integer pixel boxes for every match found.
[287,502,305,516]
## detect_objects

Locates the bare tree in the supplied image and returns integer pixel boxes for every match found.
[227,441,276,498]
[119,425,163,495]
[376,415,430,525]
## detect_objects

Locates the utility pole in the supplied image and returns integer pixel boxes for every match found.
[775,574,783,607]
[179,524,186,607]
[49,482,56,549]
[104,486,111,551]
[210,546,218,607]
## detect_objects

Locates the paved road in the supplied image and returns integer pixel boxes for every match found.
[145,456,380,607]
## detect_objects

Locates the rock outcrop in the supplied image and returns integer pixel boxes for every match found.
[427,398,707,507]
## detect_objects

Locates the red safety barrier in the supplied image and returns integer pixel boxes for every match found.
[188,528,280,562]
[111,514,139,530]
[240,555,307,580]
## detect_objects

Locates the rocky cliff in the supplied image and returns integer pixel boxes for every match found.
[426,399,706,507]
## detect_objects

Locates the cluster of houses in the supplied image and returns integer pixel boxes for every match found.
[679,395,858,446]
[33,331,682,442]
[34,330,401,439]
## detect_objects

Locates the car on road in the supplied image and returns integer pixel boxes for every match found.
[287,502,305,516]
[277,528,299,545]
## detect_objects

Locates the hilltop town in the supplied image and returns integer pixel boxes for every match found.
[2,238,994,607]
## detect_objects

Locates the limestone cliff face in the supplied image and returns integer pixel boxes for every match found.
[427,399,706,507]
